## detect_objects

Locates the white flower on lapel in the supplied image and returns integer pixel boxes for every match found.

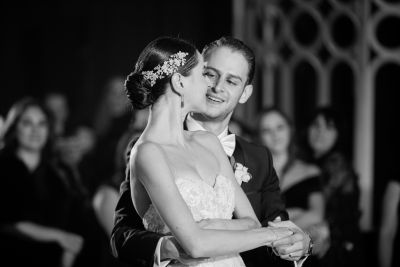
[234,162,252,185]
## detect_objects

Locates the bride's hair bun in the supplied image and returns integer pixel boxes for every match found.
[125,71,154,110]
[125,36,198,110]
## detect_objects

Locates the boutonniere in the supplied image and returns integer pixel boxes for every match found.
[233,162,252,185]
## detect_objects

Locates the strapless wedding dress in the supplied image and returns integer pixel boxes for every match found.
[143,174,246,267]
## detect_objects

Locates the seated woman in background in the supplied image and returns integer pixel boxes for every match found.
[257,107,325,265]
[91,131,132,267]
[92,108,149,237]
[304,106,364,267]
[0,97,104,267]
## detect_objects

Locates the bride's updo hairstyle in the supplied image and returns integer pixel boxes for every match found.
[125,36,198,109]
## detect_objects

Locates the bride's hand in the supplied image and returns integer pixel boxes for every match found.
[264,226,293,246]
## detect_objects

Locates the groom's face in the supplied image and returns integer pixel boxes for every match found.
[202,47,252,122]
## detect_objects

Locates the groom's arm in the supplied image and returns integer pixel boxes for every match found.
[111,179,164,267]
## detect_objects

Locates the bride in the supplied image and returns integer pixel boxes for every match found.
[125,36,292,266]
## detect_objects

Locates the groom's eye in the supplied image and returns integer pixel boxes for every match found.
[227,79,238,86]
[203,71,215,78]
[204,71,218,83]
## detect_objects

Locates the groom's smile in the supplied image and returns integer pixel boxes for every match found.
[206,93,224,104]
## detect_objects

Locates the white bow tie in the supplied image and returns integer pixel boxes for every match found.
[219,134,236,157]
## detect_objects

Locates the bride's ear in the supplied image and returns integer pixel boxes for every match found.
[171,73,184,95]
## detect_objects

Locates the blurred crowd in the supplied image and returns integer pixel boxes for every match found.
[0,77,398,267]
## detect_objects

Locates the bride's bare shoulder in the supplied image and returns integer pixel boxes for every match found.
[129,141,172,184]
[130,141,165,164]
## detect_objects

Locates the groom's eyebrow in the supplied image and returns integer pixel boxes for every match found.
[227,74,242,82]
[205,66,220,73]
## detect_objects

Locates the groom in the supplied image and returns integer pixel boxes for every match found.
[111,36,312,267]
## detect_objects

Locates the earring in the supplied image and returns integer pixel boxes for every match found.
[181,94,184,108]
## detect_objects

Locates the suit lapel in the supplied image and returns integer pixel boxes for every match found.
[232,137,245,167]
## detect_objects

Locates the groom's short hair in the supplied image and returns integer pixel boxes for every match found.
[202,36,255,85]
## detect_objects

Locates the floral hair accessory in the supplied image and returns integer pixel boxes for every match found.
[233,162,252,185]
[142,51,189,87]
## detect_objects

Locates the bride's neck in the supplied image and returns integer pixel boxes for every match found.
[144,93,187,145]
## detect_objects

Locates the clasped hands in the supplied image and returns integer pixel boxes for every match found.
[268,220,311,262]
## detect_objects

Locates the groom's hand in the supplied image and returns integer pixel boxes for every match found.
[268,220,311,261]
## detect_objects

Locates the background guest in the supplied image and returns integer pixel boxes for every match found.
[91,115,138,267]
[257,107,325,266]
[0,97,104,267]
[43,91,95,200]
[81,75,132,198]
[93,106,149,235]
[89,77,136,267]
[304,106,364,267]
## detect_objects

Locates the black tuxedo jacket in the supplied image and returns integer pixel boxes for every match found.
[110,135,288,267]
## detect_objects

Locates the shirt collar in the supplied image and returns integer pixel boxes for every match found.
[186,114,229,138]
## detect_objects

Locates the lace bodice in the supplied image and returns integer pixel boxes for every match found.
[142,174,245,267]
[143,174,235,234]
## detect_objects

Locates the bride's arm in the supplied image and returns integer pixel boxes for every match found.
[132,142,292,259]
[197,217,258,230]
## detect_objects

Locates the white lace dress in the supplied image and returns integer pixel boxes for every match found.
[142,174,246,267]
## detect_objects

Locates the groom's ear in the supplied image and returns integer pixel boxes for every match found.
[238,84,253,104]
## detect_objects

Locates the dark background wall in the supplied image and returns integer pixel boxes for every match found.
[0,0,232,126]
